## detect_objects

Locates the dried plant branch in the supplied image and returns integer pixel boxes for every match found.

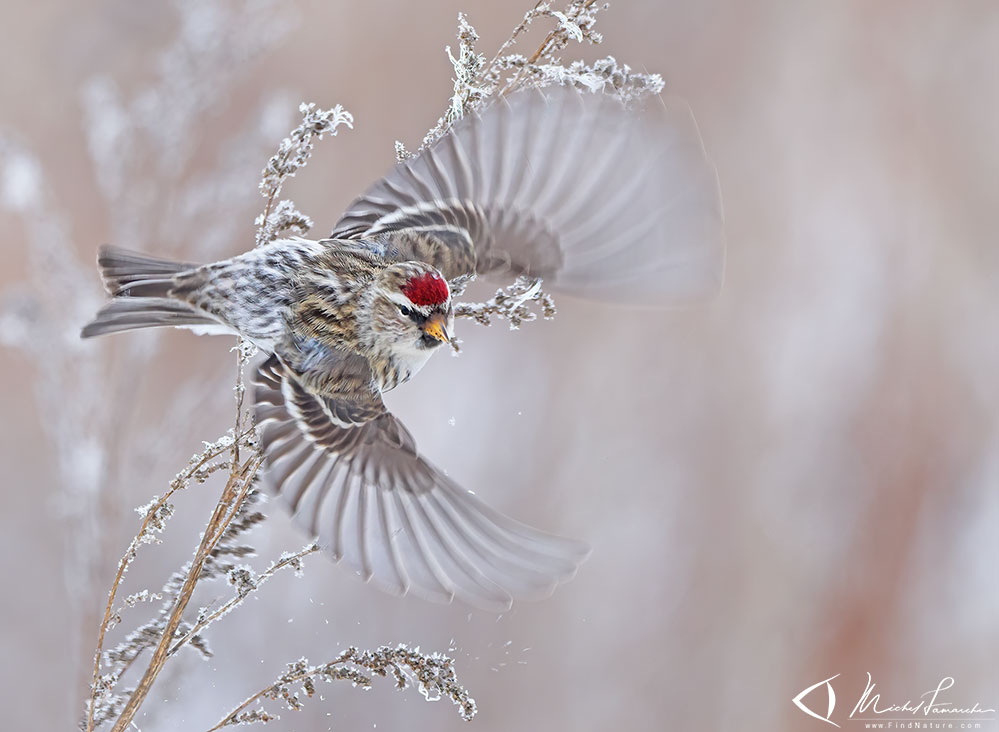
[454,276,556,331]
[419,13,487,150]
[98,473,265,689]
[255,102,352,247]
[481,0,547,79]
[84,428,255,732]
[207,646,477,730]
[105,453,264,732]
[419,1,661,156]
[497,0,602,97]
[167,543,320,658]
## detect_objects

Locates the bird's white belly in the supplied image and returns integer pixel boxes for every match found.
[181,323,235,337]
[179,323,280,353]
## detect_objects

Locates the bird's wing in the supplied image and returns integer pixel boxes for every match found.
[253,354,589,610]
[330,85,725,306]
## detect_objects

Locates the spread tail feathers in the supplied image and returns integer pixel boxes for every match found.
[81,246,213,338]
[81,298,216,338]
[95,245,199,298]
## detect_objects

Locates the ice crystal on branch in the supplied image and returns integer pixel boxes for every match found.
[394,140,415,162]
[226,566,258,597]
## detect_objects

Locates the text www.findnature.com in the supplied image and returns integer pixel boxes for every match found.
[863,723,984,729]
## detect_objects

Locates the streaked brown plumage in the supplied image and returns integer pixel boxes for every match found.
[81,86,725,610]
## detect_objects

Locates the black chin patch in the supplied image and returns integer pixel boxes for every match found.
[420,333,443,349]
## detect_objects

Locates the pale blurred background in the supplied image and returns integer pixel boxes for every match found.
[1,1,997,730]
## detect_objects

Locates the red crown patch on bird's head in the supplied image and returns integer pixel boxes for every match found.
[401,272,449,307]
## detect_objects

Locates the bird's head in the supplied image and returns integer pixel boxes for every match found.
[368,262,454,357]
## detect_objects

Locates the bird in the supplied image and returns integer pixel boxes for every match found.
[81,85,725,611]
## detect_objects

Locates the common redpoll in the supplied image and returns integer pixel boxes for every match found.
[81,86,724,610]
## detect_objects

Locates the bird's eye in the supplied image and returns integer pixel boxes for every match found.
[398,304,413,318]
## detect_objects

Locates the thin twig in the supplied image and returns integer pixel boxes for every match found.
[482,0,546,85]
[204,657,350,732]
[206,646,476,731]
[167,545,319,658]
[497,0,598,97]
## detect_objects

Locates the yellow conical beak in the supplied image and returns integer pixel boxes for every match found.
[422,312,449,344]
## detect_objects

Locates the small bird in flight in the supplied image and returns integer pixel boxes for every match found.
[82,86,724,610]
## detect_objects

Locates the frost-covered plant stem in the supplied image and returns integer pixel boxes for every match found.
[107,451,263,732]
[497,0,600,97]
[166,542,320,657]
[206,646,477,730]
[83,428,255,732]
[255,102,352,247]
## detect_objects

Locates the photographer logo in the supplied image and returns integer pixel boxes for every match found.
[792,673,995,729]
[793,673,841,727]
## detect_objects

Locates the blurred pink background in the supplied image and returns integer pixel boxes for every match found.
[1,1,997,730]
